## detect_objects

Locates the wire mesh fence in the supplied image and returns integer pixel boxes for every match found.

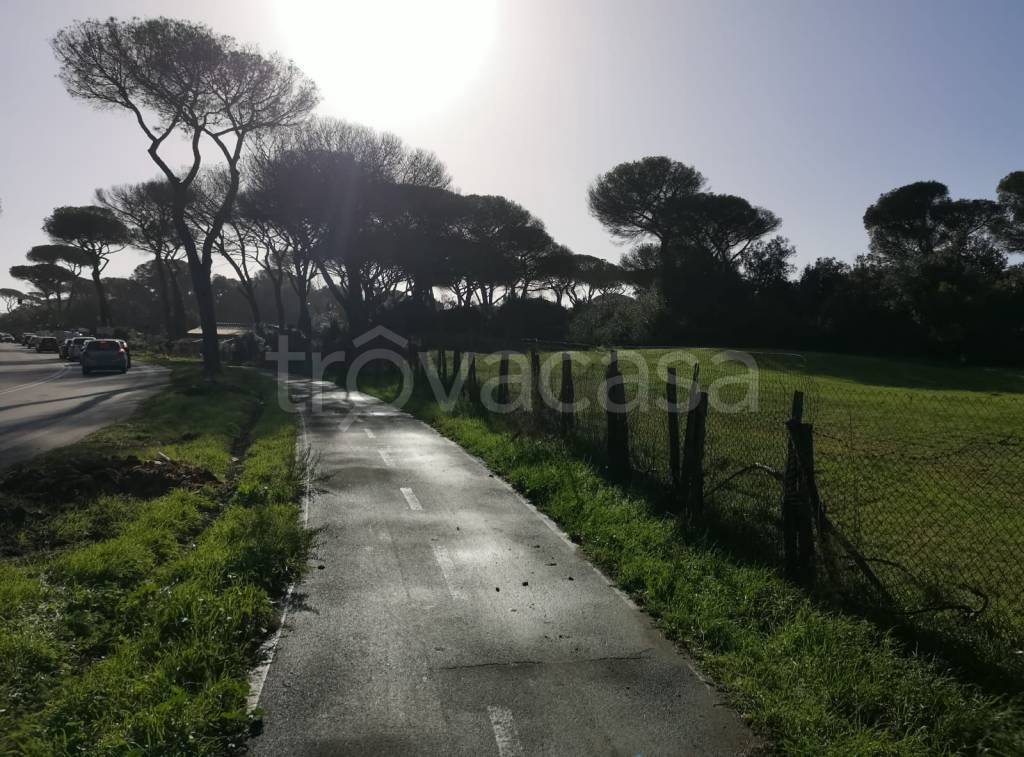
[406,344,1024,674]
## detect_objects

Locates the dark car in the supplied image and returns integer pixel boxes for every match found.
[21,333,36,346]
[81,339,128,375]
[35,336,59,353]
[59,338,72,359]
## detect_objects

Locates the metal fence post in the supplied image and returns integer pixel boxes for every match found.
[559,351,574,434]
[605,350,630,481]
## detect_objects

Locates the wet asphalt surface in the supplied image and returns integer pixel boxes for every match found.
[249,379,756,756]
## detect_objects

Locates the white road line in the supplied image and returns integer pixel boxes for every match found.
[487,706,525,757]
[400,487,422,511]
[363,427,376,439]
[246,408,314,712]
[431,545,465,600]
[0,363,69,398]
[378,449,395,467]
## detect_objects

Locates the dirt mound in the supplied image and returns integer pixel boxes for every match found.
[1,455,219,511]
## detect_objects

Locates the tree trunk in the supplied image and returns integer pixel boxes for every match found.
[296,294,311,339]
[167,264,188,338]
[92,265,111,327]
[172,197,220,377]
[272,275,286,331]
[152,253,173,336]
[189,256,221,376]
[241,281,261,328]
[344,259,368,335]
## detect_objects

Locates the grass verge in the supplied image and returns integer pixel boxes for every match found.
[362,374,1024,755]
[0,366,309,755]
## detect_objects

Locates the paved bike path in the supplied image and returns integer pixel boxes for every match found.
[250,380,756,756]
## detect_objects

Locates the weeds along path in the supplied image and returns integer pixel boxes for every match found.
[0,366,309,754]
[248,379,756,757]
[355,371,1024,754]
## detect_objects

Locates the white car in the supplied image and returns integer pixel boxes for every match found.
[68,336,94,361]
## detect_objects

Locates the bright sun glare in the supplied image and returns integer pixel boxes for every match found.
[273,0,498,128]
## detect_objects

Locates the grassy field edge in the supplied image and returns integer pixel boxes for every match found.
[361,378,1024,755]
[0,365,310,755]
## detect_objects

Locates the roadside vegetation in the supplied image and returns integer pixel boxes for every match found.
[463,346,1024,672]
[360,352,1024,754]
[0,366,308,754]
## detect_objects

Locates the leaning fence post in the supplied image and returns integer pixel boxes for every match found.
[666,367,681,489]
[605,351,630,481]
[559,351,574,433]
[497,352,510,406]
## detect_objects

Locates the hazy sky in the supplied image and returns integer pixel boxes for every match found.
[2,0,1023,292]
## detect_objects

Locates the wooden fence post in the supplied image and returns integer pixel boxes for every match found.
[666,367,681,489]
[453,350,462,379]
[497,352,510,406]
[680,363,701,508]
[465,352,478,404]
[407,341,419,380]
[530,349,542,418]
[687,391,708,513]
[438,348,447,382]
[792,421,817,572]
[782,390,806,576]
[605,351,630,481]
[559,352,574,433]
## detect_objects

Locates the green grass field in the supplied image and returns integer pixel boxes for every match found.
[415,347,1024,676]
[0,366,308,754]
[360,354,1024,755]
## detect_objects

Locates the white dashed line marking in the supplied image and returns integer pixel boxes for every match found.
[378,449,395,467]
[400,487,422,511]
[363,427,375,439]
[487,706,525,757]
[431,545,464,600]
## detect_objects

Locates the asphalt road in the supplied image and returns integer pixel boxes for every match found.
[250,379,756,756]
[0,343,169,468]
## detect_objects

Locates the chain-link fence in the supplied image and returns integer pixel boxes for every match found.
[407,345,1023,677]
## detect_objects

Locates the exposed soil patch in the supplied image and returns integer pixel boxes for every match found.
[0,455,219,535]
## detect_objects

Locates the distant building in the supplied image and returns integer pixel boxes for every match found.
[186,323,254,339]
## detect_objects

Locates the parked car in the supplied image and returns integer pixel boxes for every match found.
[116,339,132,369]
[35,336,59,353]
[68,336,94,361]
[21,333,36,346]
[0,332,15,343]
[59,338,72,359]
[81,339,128,375]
